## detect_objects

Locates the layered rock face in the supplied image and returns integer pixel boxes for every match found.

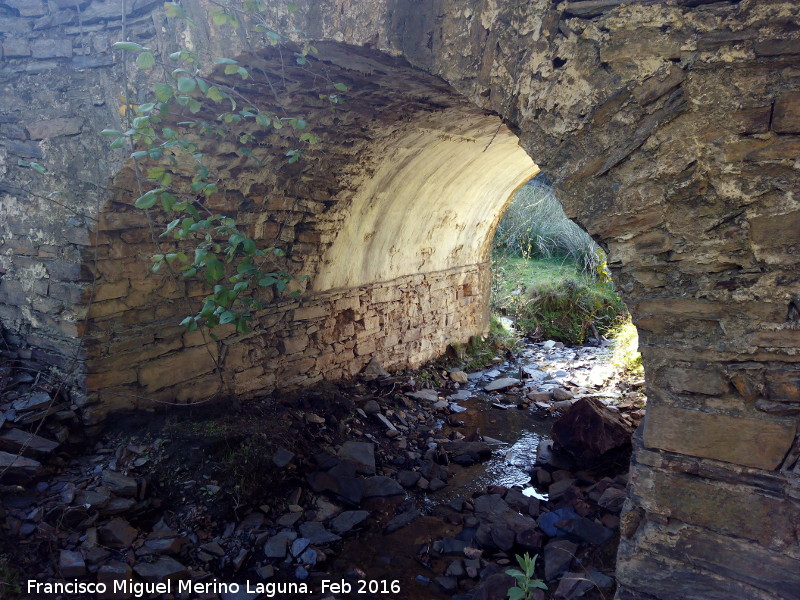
[0,0,798,597]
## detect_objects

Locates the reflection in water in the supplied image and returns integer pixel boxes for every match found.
[331,361,556,599]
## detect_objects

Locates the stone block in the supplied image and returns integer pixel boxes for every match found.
[772,92,800,134]
[750,210,800,249]
[27,117,83,139]
[138,345,219,392]
[293,304,329,321]
[754,39,800,57]
[2,38,31,57]
[765,370,800,403]
[663,366,728,396]
[644,403,796,470]
[30,38,73,59]
[279,334,308,354]
[640,470,800,548]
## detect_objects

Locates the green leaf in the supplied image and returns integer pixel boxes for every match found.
[205,258,224,283]
[177,76,196,93]
[294,118,308,130]
[130,150,148,159]
[333,82,349,92]
[196,78,210,94]
[215,57,238,65]
[531,581,548,590]
[154,82,173,102]
[160,192,177,211]
[236,66,249,79]
[219,310,236,324]
[110,136,125,149]
[101,128,122,137]
[206,86,225,102]
[134,189,162,209]
[505,570,525,579]
[136,51,156,69]
[507,588,525,600]
[113,41,144,52]
[188,98,202,113]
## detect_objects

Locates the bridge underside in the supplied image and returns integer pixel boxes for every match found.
[0,1,799,599]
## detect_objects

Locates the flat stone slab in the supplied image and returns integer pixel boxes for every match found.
[406,390,439,402]
[0,428,58,457]
[484,378,520,392]
[298,521,341,544]
[337,441,375,475]
[363,476,404,498]
[0,450,41,474]
[330,510,369,533]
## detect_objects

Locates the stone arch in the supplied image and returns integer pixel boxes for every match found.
[83,42,538,417]
[0,1,799,598]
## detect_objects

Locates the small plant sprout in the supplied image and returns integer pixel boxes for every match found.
[506,553,547,600]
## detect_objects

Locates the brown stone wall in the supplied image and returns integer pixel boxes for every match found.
[2,1,800,597]
[82,263,489,424]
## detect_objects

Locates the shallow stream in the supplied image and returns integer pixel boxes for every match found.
[328,341,618,599]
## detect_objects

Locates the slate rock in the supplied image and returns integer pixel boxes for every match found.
[363,400,381,414]
[363,476,403,498]
[539,507,581,537]
[299,521,341,544]
[0,428,58,457]
[484,378,520,392]
[330,510,369,534]
[443,441,492,466]
[98,518,138,548]
[290,538,311,558]
[102,470,138,497]
[361,358,390,380]
[0,450,42,474]
[435,576,458,593]
[471,573,516,600]
[12,392,52,412]
[406,390,439,402]
[397,470,421,488]
[598,487,627,512]
[544,539,578,581]
[554,570,615,599]
[557,517,615,546]
[551,398,633,467]
[272,448,295,468]
[264,531,296,558]
[133,556,188,584]
[338,441,375,475]
[384,509,421,534]
[59,550,86,577]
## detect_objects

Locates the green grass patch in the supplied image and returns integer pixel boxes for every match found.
[491,256,626,345]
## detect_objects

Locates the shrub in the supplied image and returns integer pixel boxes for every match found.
[609,316,643,376]
[494,180,602,274]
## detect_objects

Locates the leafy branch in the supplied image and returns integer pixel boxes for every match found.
[106,0,345,335]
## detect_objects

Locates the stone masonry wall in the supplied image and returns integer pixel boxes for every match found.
[84,263,489,424]
[1,1,800,598]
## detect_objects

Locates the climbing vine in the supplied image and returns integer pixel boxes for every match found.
[105,0,348,335]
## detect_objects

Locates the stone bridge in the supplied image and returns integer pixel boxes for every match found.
[1,0,799,598]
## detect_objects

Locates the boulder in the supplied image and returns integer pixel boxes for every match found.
[551,398,633,467]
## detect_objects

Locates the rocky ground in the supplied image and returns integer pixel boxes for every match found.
[0,341,645,600]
